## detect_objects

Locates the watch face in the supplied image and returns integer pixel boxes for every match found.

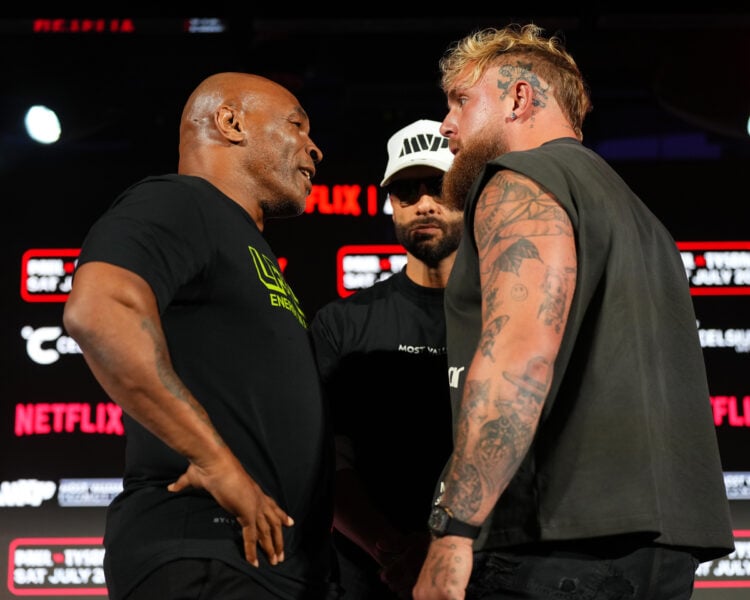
[428,505,482,540]
[428,506,450,534]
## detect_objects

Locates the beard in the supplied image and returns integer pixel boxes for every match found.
[394,217,463,268]
[443,130,509,211]
[260,196,306,219]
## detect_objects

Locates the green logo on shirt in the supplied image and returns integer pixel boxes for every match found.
[248,246,307,327]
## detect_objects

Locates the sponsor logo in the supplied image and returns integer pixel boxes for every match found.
[724,472,750,500]
[32,18,135,34]
[397,132,449,157]
[695,531,750,587]
[698,323,750,354]
[57,478,123,508]
[336,244,407,297]
[8,538,106,595]
[20,249,78,303]
[0,478,123,509]
[305,184,381,216]
[711,396,750,428]
[0,480,56,508]
[15,402,124,436]
[21,325,81,365]
[248,246,307,327]
[678,241,750,295]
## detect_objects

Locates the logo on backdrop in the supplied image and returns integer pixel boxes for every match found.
[678,241,750,295]
[14,402,124,437]
[336,244,407,297]
[0,480,56,508]
[8,537,106,595]
[57,478,123,507]
[20,248,78,303]
[21,325,81,364]
[695,530,750,588]
[711,395,750,429]
[0,478,122,509]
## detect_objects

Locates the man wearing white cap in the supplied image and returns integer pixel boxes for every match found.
[310,119,463,599]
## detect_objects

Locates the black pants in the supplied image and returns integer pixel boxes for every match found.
[124,558,280,600]
[466,542,699,599]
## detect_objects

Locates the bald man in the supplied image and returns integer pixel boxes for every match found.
[64,73,340,599]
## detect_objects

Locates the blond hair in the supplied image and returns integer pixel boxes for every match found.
[439,23,592,138]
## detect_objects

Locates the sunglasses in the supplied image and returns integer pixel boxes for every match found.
[385,176,444,205]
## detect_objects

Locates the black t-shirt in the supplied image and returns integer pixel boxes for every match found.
[75,174,337,599]
[310,270,453,535]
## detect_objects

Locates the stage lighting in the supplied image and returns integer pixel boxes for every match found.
[24,104,61,144]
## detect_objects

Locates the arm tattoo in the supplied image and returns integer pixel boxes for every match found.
[475,413,530,491]
[143,316,219,439]
[477,172,574,328]
[445,172,572,520]
[144,317,188,401]
[510,282,528,301]
[426,541,465,587]
[538,266,575,333]
[502,356,551,409]
[484,286,499,316]
[478,315,509,360]
[452,461,483,516]
[470,356,552,496]
[450,379,489,516]
[456,379,491,451]
[475,175,570,295]
[497,238,540,275]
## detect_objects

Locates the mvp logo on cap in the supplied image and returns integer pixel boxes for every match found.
[381,119,453,186]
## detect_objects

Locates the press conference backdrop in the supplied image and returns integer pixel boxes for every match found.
[2,14,750,599]
[5,175,750,598]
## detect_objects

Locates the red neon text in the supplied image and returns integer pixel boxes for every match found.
[32,19,136,33]
[305,184,379,216]
[711,396,750,427]
[15,403,124,436]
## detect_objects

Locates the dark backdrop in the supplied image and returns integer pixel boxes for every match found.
[2,14,749,599]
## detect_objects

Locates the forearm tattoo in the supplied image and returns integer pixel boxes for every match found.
[444,170,575,520]
[143,316,218,440]
[478,315,508,360]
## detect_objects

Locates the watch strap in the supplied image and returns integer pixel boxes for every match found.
[431,505,482,539]
[443,513,482,539]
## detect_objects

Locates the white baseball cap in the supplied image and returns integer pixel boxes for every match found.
[380,119,453,187]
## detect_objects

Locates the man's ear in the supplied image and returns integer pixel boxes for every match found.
[216,106,245,142]
[513,79,533,117]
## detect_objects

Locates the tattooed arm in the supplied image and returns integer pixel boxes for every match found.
[413,169,577,599]
[447,168,576,520]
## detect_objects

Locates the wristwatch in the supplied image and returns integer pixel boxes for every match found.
[427,505,482,540]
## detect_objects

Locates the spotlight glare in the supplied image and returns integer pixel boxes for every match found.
[24,105,62,144]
